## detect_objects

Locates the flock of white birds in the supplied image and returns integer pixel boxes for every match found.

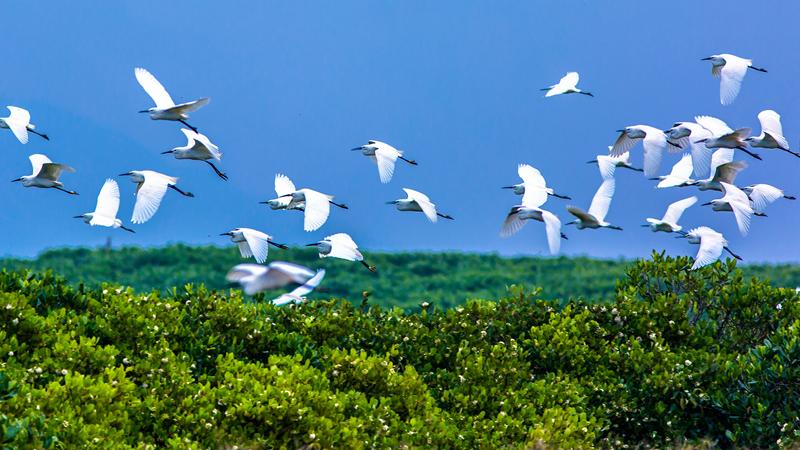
[4,53,796,304]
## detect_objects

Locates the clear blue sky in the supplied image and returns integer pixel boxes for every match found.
[1,2,798,262]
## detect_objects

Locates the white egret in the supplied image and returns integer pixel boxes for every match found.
[694,115,761,160]
[701,182,753,236]
[74,179,134,233]
[741,184,796,215]
[266,175,348,232]
[678,226,742,270]
[501,164,570,204]
[500,205,566,255]
[685,149,746,192]
[272,269,326,306]
[118,170,194,224]
[220,228,288,264]
[701,54,766,105]
[388,188,453,223]
[540,72,593,97]
[610,125,672,177]
[745,110,800,158]
[12,154,77,195]
[565,178,621,230]
[351,140,417,183]
[135,67,209,132]
[307,233,376,272]
[0,106,48,144]
[664,122,714,178]
[162,128,227,180]
[260,174,304,211]
[642,196,697,233]
[226,261,317,296]
[586,149,643,180]
[651,153,693,188]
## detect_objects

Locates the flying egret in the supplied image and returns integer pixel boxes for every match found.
[307,233,376,272]
[642,196,697,233]
[501,164,571,204]
[500,203,566,255]
[540,72,593,97]
[664,122,714,178]
[260,174,304,211]
[678,226,742,270]
[118,170,194,224]
[74,179,134,233]
[741,184,796,215]
[388,188,453,223]
[694,115,761,160]
[267,175,348,232]
[586,149,643,180]
[745,110,800,158]
[220,228,288,264]
[134,67,209,132]
[565,178,621,230]
[0,106,49,144]
[701,182,753,236]
[610,125,672,177]
[701,54,766,105]
[651,153,694,188]
[226,261,317,296]
[271,269,326,306]
[162,128,227,180]
[351,140,417,183]
[12,154,77,195]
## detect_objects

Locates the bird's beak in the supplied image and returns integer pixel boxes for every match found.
[278,194,292,198]
[258,200,270,204]
[219,232,233,236]
[615,129,625,133]
[585,160,597,164]
[648,177,660,181]
[701,202,712,206]
[138,110,149,113]
[701,57,712,61]
[694,139,708,144]
[10,178,21,182]
[118,172,131,176]
[305,243,318,247]
[501,186,515,189]
[350,147,363,151]
[640,224,649,227]
[161,150,174,154]
[663,129,672,133]
[72,215,84,219]
[385,200,397,205]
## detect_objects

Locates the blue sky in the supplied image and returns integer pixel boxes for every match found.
[1,2,798,262]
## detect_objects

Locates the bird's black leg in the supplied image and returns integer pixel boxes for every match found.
[330,201,348,209]
[120,225,136,233]
[179,119,198,133]
[29,129,49,141]
[437,212,455,220]
[169,184,195,197]
[205,161,228,181]
[724,246,743,261]
[738,147,762,160]
[399,156,418,165]
[361,260,377,273]
[54,186,78,195]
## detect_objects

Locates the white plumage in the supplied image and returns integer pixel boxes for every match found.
[644,196,697,233]
[272,269,327,306]
[390,188,453,223]
[226,261,317,296]
[702,54,766,105]
[352,140,417,183]
[120,170,193,224]
[541,72,593,97]
[610,125,671,177]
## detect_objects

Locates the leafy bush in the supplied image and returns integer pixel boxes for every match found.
[0,252,798,448]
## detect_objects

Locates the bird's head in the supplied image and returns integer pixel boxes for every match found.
[118,171,133,177]
[220,231,234,237]
[138,107,155,113]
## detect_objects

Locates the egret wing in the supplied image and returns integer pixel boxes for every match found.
[323,233,363,261]
[403,188,438,222]
[169,98,210,114]
[610,132,636,156]
[747,184,783,213]
[274,174,296,197]
[662,196,697,224]
[301,189,331,231]
[758,110,789,149]
[540,209,562,255]
[695,116,733,136]
[500,207,526,237]
[714,161,746,185]
[28,154,51,177]
[596,155,617,180]
[587,178,615,222]
[518,164,546,188]
[94,179,121,218]
[135,67,175,108]
[374,147,399,183]
[5,106,31,144]
[268,261,316,283]
[642,130,667,176]
[721,182,753,236]
[692,232,725,270]
[131,175,170,224]
[719,57,749,105]
[566,205,595,223]
[241,229,270,263]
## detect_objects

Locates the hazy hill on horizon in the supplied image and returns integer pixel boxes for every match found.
[3,244,800,309]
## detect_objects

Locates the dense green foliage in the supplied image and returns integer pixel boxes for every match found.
[1,253,799,448]
[3,244,800,309]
